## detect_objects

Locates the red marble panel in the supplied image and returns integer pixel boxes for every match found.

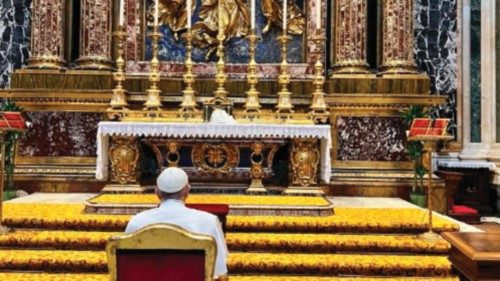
[336,116,408,162]
[18,112,102,157]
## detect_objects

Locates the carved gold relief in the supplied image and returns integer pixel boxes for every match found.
[332,0,369,74]
[291,138,319,187]
[151,0,304,59]
[28,0,66,69]
[109,137,140,185]
[261,0,305,35]
[192,143,239,173]
[247,142,266,193]
[166,141,180,167]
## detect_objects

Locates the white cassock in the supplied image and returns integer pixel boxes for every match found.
[125,199,228,279]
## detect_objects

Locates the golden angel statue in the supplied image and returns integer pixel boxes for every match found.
[261,0,305,35]
[192,0,250,58]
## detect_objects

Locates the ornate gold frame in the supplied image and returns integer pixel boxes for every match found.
[107,223,217,281]
[330,108,413,170]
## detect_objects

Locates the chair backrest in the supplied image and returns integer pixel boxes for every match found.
[107,223,217,281]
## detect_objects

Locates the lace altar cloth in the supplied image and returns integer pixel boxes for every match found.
[96,122,332,183]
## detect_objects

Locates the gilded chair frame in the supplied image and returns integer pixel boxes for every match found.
[106,223,217,281]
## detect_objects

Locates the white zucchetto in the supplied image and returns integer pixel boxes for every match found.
[157,167,189,193]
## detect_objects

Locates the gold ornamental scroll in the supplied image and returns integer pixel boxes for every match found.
[76,0,114,70]
[380,0,418,74]
[28,0,66,69]
[332,0,370,74]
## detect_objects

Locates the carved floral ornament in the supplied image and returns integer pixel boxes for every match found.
[147,0,305,51]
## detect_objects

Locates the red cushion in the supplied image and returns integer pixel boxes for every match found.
[186,204,229,216]
[452,205,479,215]
[117,249,205,281]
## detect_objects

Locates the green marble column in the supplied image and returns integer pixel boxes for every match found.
[470,0,481,143]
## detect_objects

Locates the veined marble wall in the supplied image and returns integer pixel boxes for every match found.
[414,0,458,136]
[0,0,30,88]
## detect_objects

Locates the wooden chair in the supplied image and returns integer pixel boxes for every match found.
[107,223,217,281]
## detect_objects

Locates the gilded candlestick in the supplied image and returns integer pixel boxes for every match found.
[275,33,294,120]
[308,29,329,124]
[213,32,229,104]
[143,26,163,110]
[179,28,198,119]
[109,29,128,110]
[244,29,261,120]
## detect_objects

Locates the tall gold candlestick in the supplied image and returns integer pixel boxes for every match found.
[109,28,128,110]
[179,28,197,119]
[308,29,328,124]
[143,25,163,111]
[213,29,229,104]
[244,29,261,120]
[275,33,294,120]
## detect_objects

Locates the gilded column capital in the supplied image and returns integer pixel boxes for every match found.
[28,0,66,69]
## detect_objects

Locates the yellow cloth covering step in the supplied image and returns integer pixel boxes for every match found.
[0,230,451,254]
[89,194,331,206]
[2,203,459,233]
[0,250,452,277]
[0,273,459,281]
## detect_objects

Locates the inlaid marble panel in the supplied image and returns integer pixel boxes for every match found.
[18,112,102,157]
[414,0,458,137]
[336,116,408,162]
[0,0,31,88]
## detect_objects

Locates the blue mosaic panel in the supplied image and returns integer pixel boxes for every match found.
[145,0,305,63]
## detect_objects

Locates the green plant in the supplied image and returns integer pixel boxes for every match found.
[401,105,427,194]
[0,99,23,191]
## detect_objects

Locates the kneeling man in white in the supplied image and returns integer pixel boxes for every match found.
[125,167,228,279]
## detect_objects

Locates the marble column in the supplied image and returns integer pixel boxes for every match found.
[76,0,114,70]
[332,0,370,74]
[28,0,66,69]
[380,0,418,74]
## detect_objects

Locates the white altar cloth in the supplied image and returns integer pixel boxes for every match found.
[96,122,332,183]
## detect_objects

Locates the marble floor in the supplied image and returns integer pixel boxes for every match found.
[7,193,483,232]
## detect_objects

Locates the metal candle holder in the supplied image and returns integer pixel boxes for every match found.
[275,33,294,120]
[309,29,329,124]
[244,29,261,120]
[143,25,163,110]
[109,29,128,110]
[179,28,198,119]
[213,31,229,104]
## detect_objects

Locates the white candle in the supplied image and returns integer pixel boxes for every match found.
[251,0,255,30]
[154,0,159,27]
[218,0,222,33]
[283,0,287,31]
[316,1,321,29]
[119,0,125,26]
[187,0,192,28]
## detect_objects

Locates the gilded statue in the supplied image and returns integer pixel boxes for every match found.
[149,0,305,59]
[261,0,305,35]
